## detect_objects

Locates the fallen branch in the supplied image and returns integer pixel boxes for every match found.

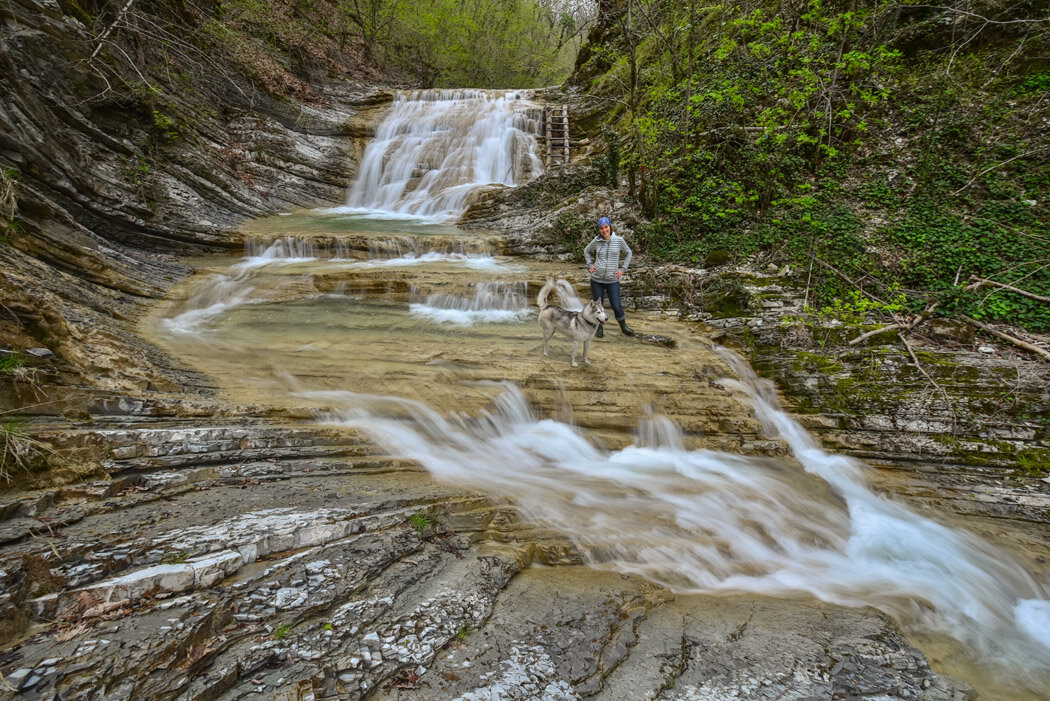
[952,147,1049,196]
[848,303,939,346]
[962,315,1050,362]
[964,275,1050,304]
[849,323,902,346]
[899,331,956,428]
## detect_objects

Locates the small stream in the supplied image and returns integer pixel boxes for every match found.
[145,89,1050,699]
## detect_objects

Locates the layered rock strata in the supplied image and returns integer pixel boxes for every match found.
[0,408,979,700]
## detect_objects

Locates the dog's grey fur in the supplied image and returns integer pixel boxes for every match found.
[537,279,607,367]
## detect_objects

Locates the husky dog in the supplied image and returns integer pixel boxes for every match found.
[537,279,607,367]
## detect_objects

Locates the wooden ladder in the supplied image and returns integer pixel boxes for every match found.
[544,105,570,167]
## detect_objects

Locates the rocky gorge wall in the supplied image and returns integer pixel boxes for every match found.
[0,0,392,394]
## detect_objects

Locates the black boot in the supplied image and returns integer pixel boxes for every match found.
[617,318,635,336]
[595,322,604,338]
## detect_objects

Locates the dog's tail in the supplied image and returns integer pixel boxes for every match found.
[537,279,556,310]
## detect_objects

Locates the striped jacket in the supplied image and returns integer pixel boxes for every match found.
[584,232,633,283]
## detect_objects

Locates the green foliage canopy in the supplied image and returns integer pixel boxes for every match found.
[217,0,589,87]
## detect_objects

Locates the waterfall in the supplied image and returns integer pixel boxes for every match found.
[343,89,545,220]
[409,282,532,325]
[314,365,1050,691]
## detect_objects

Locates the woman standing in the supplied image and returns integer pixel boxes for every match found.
[584,216,634,337]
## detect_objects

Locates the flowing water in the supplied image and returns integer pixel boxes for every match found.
[342,89,544,221]
[144,89,1050,699]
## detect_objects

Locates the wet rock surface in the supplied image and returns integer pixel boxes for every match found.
[462,180,1050,573]
[0,415,979,700]
[0,273,1000,700]
[4,186,1046,701]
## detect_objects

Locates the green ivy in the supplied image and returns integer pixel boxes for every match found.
[577,0,1048,331]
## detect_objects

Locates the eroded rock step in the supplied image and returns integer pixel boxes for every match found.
[0,277,986,698]
[0,412,984,699]
[0,463,975,701]
[0,456,515,697]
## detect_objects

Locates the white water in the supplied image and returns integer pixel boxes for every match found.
[161,236,520,335]
[409,282,532,325]
[340,89,544,221]
[314,361,1050,690]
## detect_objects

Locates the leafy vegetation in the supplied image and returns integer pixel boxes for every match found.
[0,352,27,375]
[1,416,53,483]
[208,0,589,89]
[408,510,439,534]
[574,0,1050,331]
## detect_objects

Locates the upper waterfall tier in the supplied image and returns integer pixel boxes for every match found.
[344,89,545,221]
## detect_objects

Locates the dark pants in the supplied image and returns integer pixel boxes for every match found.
[590,279,624,321]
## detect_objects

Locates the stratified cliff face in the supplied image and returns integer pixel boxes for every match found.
[0,0,388,390]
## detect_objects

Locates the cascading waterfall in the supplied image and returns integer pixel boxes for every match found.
[158,240,315,336]
[163,90,546,334]
[242,234,498,261]
[314,360,1050,692]
[409,282,532,325]
[341,89,545,220]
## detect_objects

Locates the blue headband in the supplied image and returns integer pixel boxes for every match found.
[597,217,611,228]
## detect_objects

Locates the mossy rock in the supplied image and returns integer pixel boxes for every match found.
[705,249,731,267]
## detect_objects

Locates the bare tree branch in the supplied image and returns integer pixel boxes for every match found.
[964,275,1050,304]
[898,331,956,427]
[952,147,1050,195]
[962,315,1050,362]
[903,5,1050,25]
[813,258,886,305]
[90,0,138,61]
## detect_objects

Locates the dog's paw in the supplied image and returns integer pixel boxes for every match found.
[571,361,579,368]
[583,358,591,365]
